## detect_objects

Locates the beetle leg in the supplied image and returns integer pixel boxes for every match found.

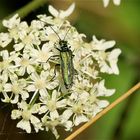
[56,48,61,51]
[74,69,78,75]
[54,43,61,51]
[50,64,60,81]
[46,55,59,63]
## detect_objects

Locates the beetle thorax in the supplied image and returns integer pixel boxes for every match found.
[59,40,69,51]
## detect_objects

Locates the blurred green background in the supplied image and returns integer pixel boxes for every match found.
[0,0,140,140]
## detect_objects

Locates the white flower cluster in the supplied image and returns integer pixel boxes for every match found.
[0,3,121,139]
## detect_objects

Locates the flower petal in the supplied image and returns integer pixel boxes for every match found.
[17,120,31,133]
[60,3,75,18]
[113,0,121,5]
[11,110,21,119]
[74,114,88,126]
[48,5,59,17]
[96,100,109,108]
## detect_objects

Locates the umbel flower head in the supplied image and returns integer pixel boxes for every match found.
[0,3,121,139]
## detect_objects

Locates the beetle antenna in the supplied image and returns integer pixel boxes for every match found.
[49,26,62,41]
[63,27,71,41]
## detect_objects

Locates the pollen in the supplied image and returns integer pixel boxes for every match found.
[72,103,83,114]
[47,100,57,112]
[35,79,46,89]
[22,110,31,121]
[38,51,49,62]
[22,35,32,45]
[11,84,20,94]
[20,58,30,66]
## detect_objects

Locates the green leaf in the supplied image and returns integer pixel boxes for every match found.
[88,59,137,140]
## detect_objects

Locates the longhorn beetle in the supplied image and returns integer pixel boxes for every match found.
[48,25,76,89]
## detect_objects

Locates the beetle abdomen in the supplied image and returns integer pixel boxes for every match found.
[60,50,74,88]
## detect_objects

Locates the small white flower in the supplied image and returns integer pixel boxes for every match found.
[91,36,121,74]
[41,113,60,139]
[37,14,53,25]
[91,35,116,51]
[64,93,90,126]
[27,71,59,95]
[3,14,29,43]
[14,31,41,51]
[95,80,115,97]
[49,3,75,19]
[0,50,19,81]
[107,48,121,74]
[94,48,121,74]
[0,33,12,47]
[103,0,121,7]
[72,75,93,95]
[39,90,66,115]
[80,56,99,79]
[14,53,35,76]
[30,20,45,30]
[88,80,115,116]
[4,76,29,103]
[61,111,73,131]
[30,42,54,63]
[11,101,42,133]
[0,78,11,103]
[3,14,20,29]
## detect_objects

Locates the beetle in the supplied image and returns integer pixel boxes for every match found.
[48,26,76,89]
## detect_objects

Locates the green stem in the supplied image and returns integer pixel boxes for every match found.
[29,91,40,108]
[0,0,48,31]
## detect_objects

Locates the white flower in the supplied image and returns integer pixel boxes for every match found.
[95,80,115,97]
[39,90,66,115]
[0,78,11,103]
[3,14,20,29]
[3,14,29,43]
[0,50,19,81]
[41,113,60,139]
[11,101,42,133]
[103,0,121,7]
[88,80,115,116]
[91,35,116,51]
[4,76,29,103]
[27,71,59,94]
[94,48,121,74]
[30,20,45,30]
[0,33,12,47]
[91,36,121,74]
[30,42,54,63]
[79,56,99,79]
[14,53,35,76]
[72,75,93,94]
[48,3,75,19]
[37,14,53,25]
[63,92,90,126]
[13,30,41,51]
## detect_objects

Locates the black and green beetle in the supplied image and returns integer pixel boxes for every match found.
[48,26,76,89]
[57,40,75,89]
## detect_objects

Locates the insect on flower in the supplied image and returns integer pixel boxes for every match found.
[47,26,76,89]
